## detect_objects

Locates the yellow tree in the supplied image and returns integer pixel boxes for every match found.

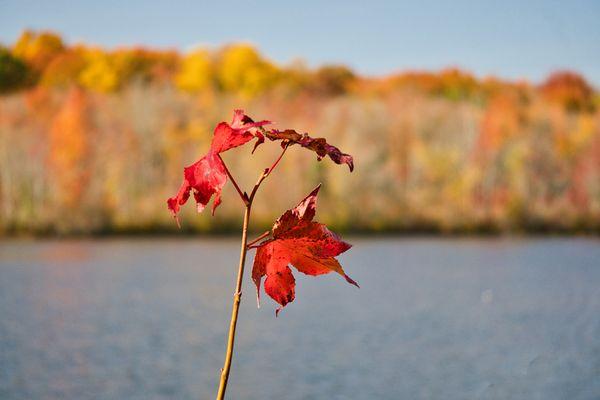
[12,30,65,72]
[217,44,278,97]
[174,49,213,93]
[78,49,120,92]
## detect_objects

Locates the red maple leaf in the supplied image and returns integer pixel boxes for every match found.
[260,129,354,171]
[251,184,358,316]
[167,110,269,224]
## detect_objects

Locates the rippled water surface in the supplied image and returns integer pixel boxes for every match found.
[1,238,599,399]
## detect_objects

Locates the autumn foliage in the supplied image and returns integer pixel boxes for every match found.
[540,71,595,112]
[163,110,356,398]
[167,110,270,219]
[1,30,600,235]
[49,88,90,207]
[167,109,357,314]
[252,184,357,315]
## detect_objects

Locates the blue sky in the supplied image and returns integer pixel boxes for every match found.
[1,0,599,84]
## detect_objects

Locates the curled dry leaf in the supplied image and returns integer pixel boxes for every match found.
[167,110,270,224]
[260,129,354,172]
[251,184,358,316]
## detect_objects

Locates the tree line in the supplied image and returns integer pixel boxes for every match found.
[0,30,598,235]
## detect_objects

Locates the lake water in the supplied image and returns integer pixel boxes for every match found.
[0,238,599,400]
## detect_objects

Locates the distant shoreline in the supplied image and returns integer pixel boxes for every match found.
[2,225,599,239]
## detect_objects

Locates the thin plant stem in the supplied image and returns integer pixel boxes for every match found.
[216,203,251,400]
[249,144,288,202]
[246,231,270,248]
[267,144,289,176]
[215,146,288,400]
[217,154,249,204]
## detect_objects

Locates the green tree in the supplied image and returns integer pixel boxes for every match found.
[0,47,30,93]
[312,65,356,95]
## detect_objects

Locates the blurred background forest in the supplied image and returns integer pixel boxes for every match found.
[0,30,599,235]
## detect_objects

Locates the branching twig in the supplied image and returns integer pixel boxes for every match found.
[249,144,289,203]
[215,144,289,400]
[246,231,270,248]
[218,154,249,205]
